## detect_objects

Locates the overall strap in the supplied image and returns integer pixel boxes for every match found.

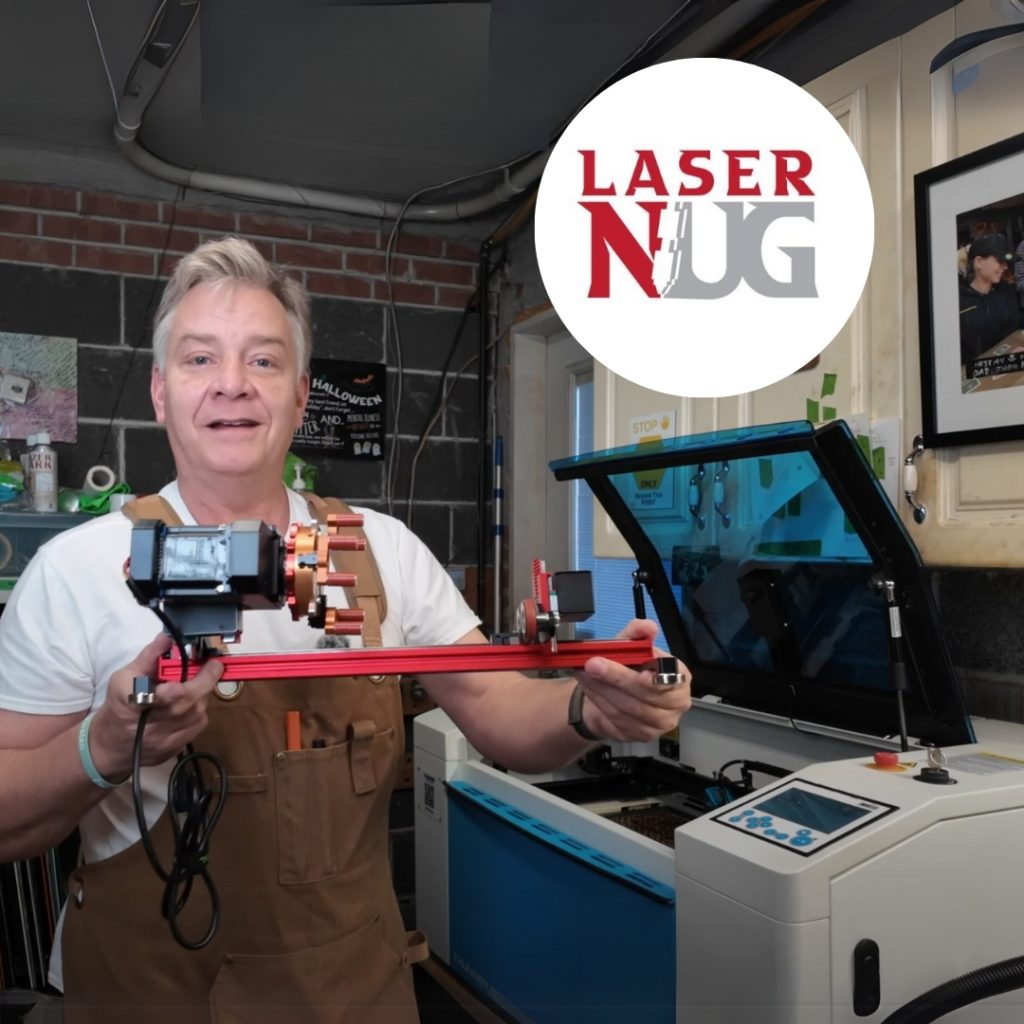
[121,494,183,527]
[305,493,388,646]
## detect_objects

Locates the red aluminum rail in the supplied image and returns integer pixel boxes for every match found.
[156,638,655,682]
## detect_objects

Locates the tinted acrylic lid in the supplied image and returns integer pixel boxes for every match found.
[551,419,972,747]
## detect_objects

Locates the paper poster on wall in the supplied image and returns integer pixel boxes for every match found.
[628,410,676,511]
[0,333,78,442]
[293,359,386,458]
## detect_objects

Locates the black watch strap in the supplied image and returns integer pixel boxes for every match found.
[568,682,603,742]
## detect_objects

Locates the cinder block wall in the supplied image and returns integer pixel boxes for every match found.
[0,181,484,567]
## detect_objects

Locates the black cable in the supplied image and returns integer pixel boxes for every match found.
[476,241,495,619]
[131,607,226,950]
[404,286,482,527]
[429,289,481,423]
[786,684,816,736]
[881,955,1024,1024]
[715,758,746,782]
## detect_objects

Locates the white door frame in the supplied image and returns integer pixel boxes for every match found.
[507,307,589,625]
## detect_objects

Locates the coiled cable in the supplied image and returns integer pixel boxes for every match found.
[130,609,226,950]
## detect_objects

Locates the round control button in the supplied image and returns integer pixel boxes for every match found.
[796,829,811,836]
[745,821,758,828]
[873,751,900,768]
[775,833,789,841]
[729,816,743,822]
[792,836,813,847]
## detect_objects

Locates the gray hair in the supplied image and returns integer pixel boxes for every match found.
[152,236,312,377]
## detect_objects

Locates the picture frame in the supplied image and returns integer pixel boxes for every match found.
[915,130,1024,448]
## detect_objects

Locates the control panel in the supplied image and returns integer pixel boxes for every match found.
[713,778,897,856]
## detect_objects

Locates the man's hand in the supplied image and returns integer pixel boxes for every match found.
[88,633,224,780]
[575,619,691,742]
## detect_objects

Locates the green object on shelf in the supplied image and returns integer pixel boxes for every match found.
[78,483,131,515]
[0,472,23,504]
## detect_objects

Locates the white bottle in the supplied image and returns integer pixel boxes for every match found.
[26,432,58,512]
[291,462,306,493]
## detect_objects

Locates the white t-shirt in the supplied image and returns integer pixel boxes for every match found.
[0,483,479,987]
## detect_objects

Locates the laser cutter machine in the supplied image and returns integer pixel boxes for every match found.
[415,419,1024,1024]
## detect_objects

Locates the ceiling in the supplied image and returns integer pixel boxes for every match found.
[0,0,957,228]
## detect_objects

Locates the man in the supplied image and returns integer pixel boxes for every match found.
[959,232,1024,373]
[0,237,690,1022]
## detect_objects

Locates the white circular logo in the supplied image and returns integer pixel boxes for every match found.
[534,58,874,398]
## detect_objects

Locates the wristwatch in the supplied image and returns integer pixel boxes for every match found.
[567,682,604,742]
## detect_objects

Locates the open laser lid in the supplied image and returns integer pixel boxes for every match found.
[551,419,972,748]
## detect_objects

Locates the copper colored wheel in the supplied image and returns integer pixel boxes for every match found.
[517,597,539,644]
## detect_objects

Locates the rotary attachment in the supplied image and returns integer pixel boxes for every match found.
[515,559,560,650]
[514,560,594,651]
[284,513,367,636]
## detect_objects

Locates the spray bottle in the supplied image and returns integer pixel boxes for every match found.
[26,432,58,512]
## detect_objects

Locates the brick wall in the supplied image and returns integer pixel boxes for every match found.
[0,181,485,567]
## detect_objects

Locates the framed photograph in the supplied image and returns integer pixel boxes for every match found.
[915,130,1024,448]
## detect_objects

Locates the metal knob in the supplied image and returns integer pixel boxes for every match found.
[653,656,684,686]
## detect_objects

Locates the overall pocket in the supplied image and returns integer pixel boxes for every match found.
[208,914,419,1024]
[274,722,396,884]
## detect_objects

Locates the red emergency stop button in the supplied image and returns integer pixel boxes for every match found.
[873,751,900,768]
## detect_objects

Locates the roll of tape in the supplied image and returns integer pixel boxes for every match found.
[83,465,116,496]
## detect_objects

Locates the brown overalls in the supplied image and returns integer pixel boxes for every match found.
[61,494,426,1024]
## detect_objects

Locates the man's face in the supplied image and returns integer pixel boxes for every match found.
[151,282,309,486]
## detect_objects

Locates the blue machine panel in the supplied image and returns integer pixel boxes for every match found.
[447,781,675,1024]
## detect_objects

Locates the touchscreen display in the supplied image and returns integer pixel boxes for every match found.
[753,788,870,834]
